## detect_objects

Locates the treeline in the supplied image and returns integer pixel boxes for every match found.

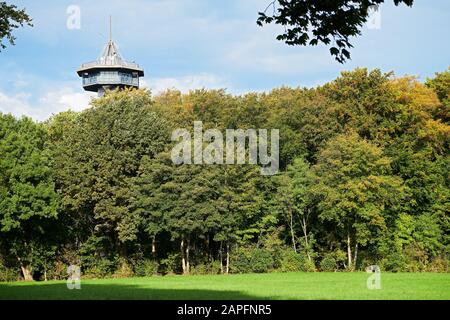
[0,68,449,281]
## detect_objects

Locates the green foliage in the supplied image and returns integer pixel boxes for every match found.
[0,263,17,282]
[190,261,221,275]
[320,255,337,272]
[426,68,450,105]
[0,114,59,280]
[113,258,134,278]
[1,67,449,278]
[257,1,414,63]
[79,236,111,269]
[382,252,407,272]
[51,89,169,249]
[313,131,406,269]
[279,249,314,272]
[250,249,274,273]
[231,246,274,274]
[45,261,67,280]
[134,259,159,277]
[160,253,181,275]
[83,258,117,279]
[276,158,316,258]
[0,2,33,51]
[0,115,59,232]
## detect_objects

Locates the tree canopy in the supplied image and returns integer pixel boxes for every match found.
[257,0,414,63]
[0,1,32,51]
[0,67,448,280]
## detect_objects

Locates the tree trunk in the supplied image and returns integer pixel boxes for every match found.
[225,243,230,274]
[219,241,224,274]
[353,243,358,270]
[301,216,311,261]
[185,237,190,275]
[347,232,352,271]
[21,266,33,281]
[151,236,156,259]
[181,238,186,274]
[206,236,211,261]
[17,257,33,281]
[288,207,297,253]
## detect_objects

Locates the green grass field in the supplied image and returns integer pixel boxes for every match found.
[1,272,449,300]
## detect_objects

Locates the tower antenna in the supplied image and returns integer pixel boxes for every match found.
[109,15,112,42]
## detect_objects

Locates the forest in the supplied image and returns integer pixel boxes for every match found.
[0,68,449,281]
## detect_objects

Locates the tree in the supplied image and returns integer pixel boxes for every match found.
[426,68,450,122]
[0,1,33,51]
[426,68,450,104]
[0,114,59,280]
[131,152,173,260]
[132,152,211,275]
[320,68,401,143]
[51,89,169,259]
[257,0,414,63]
[213,164,269,274]
[277,158,315,260]
[312,131,405,270]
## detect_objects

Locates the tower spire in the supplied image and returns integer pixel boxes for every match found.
[109,15,112,42]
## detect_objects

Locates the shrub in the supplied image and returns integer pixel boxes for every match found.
[0,265,18,282]
[251,249,274,273]
[46,261,68,280]
[231,246,274,274]
[320,255,337,272]
[280,249,315,272]
[82,258,117,279]
[113,258,134,278]
[280,249,305,272]
[231,248,252,274]
[160,253,181,274]
[134,259,159,277]
[191,261,221,275]
[427,256,449,272]
[303,259,316,272]
[383,252,407,272]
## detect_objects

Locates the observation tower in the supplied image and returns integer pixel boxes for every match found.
[77,18,144,97]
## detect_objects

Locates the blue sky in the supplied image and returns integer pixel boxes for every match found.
[0,0,449,120]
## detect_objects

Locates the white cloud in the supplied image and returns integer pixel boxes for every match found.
[0,87,94,121]
[142,74,230,94]
[0,92,32,117]
[39,88,94,113]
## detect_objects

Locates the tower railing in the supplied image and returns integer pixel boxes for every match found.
[80,60,142,70]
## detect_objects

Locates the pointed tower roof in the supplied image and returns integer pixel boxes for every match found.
[98,40,123,66]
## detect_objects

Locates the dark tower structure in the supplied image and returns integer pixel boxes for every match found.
[77,18,144,97]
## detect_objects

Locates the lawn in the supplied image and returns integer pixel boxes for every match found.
[0,272,449,300]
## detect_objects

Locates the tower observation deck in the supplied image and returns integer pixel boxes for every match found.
[77,18,144,97]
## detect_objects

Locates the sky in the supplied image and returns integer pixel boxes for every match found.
[0,0,449,121]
